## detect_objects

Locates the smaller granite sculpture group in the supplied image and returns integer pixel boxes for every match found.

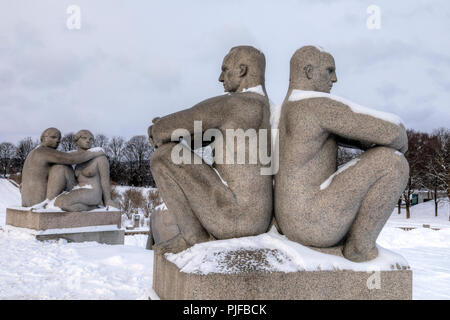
[21,128,117,211]
[7,128,123,244]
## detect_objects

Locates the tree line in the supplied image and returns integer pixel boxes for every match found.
[0,133,155,187]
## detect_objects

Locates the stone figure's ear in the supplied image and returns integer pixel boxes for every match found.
[152,117,161,124]
[304,64,314,80]
[239,64,248,78]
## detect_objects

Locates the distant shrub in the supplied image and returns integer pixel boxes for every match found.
[122,187,145,219]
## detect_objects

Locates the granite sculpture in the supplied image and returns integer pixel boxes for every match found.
[274,46,409,262]
[148,46,273,254]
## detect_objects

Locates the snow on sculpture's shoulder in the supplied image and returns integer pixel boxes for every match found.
[165,227,409,275]
[88,147,105,153]
[242,85,265,96]
[288,90,404,126]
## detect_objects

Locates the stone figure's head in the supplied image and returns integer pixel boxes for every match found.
[289,46,337,93]
[75,130,94,151]
[219,46,266,93]
[40,127,61,149]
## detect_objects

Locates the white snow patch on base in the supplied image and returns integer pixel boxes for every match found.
[166,227,409,275]
[8,204,121,213]
[288,90,404,126]
[3,224,122,236]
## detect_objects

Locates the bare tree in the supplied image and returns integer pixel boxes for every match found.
[402,130,428,219]
[124,135,154,186]
[424,128,450,216]
[15,137,39,172]
[59,132,77,151]
[0,142,15,176]
[93,133,109,151]
[108,136,126,184]
[108,136,125,162]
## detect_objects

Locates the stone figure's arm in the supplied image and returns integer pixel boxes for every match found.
[42,148,105,165]
[97,156,114,207]
[316,98,408,153]
[149,95,231,147]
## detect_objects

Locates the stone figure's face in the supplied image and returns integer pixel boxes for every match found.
[77,133,94,150]
[42,129,61,149]
[218,54,245,93]
[311,53,337,93]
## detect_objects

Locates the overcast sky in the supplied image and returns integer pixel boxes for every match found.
[1,0,449,143]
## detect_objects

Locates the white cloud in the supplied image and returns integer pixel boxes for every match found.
[0,0,449,143]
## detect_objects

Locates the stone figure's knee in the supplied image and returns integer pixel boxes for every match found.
[392,151,409,179]
[371,146,409,178]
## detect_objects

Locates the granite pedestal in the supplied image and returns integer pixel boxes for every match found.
[153,249,412,300]
[6,207,124,245]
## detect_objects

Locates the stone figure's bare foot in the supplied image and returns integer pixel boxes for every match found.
[153,233,190,255]
[342,241,378,262]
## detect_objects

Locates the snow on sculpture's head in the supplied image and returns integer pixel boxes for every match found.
[218,46,266,94]
[289,46,337,93]
[40,127,61,149]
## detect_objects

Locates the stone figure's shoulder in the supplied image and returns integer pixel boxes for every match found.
[230,91,269,110]
[95,154,110,168]
[285,96,349,119]
[25,146,43,159]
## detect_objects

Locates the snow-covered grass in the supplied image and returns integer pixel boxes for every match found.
[387,201,450,229]
[0,227,155,299]
[0,178,449,299]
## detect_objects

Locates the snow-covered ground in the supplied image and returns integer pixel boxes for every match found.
[0,178,449,299]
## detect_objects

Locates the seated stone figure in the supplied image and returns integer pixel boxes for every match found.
[21,127,105,207]
[274,46,409,262]
[148,46,273,253]
[54,130,116,211]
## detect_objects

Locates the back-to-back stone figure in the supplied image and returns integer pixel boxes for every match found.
[275,46,409,262]
[54,130,117,211]
[21,127,105,207]
[148,46,273,253]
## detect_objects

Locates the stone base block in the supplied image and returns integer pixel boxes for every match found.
[6,207,121,230]
[153,253,412,300]
[4,224,125,245]
[6,207,124,245]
